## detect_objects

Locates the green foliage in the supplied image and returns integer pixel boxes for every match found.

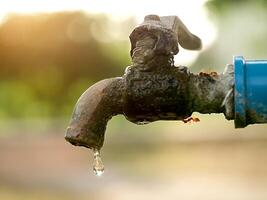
[191,1,267,72]
[206,0,267,14]
[0,12,133,118]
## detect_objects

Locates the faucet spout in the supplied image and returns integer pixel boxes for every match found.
[65,78,125,150]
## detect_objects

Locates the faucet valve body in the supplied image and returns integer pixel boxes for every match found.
[124,64,191,123]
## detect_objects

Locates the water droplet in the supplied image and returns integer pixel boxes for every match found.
[92,149,104,176]
[136,120,150,125]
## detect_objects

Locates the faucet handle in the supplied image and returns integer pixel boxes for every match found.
[160,15,202,50]
[129,14,202,66]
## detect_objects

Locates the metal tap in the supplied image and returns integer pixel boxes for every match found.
[65,15,234,150]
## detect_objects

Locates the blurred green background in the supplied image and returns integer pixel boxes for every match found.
[1,0,267,200]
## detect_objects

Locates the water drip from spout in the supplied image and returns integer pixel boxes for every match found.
[92,149,104,176]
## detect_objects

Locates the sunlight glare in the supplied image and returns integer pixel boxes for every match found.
[0,0,216,65]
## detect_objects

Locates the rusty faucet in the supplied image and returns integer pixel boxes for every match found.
[65,15,234,151]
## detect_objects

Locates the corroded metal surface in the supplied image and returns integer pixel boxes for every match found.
[123,64,191,124]
[65,15,234,150]
[65,78,125,150]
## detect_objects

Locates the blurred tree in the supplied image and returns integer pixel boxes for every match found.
[206,0,267,15]
[191,0,267,73]
[0,12,135,118]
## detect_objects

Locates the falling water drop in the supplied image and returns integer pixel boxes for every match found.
[136,120,150,125]
[93,149,104,176]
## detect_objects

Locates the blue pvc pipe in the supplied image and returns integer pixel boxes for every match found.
[234,56,267,128]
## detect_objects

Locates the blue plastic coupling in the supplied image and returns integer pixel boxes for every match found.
[234,56,267,128]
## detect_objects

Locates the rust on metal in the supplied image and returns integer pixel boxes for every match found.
[182,117,200,123]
